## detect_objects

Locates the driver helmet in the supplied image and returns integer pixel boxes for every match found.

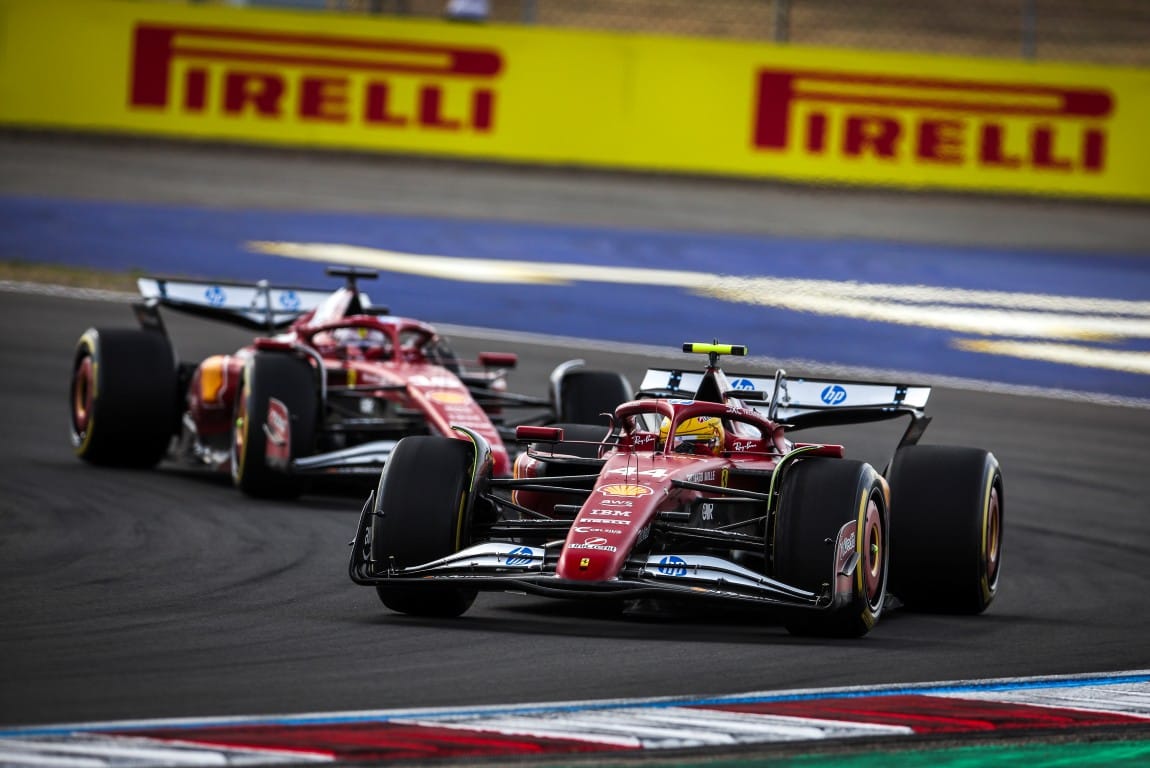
[659,416,725,456]
[331,327,390,360]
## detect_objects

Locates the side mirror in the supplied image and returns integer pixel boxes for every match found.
[478,351,518,369]
[515,425,565,443]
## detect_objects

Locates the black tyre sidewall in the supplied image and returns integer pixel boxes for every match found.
[70,328,177,468]
[774,458,889,637]
[888,445,1003,614]
[232,352,317,498]
[372,436,477,617]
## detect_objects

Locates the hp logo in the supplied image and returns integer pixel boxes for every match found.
[730,378,755,390]
[658,555,688,577]
[505,546,535,566]
[820,385,848,405]
[278,290,301,311]
[203,285,227,307]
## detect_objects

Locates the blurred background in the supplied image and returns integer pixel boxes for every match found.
[186,0,1150,66]
[1,0,1146,393]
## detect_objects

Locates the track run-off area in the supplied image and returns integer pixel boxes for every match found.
[1,133,1149,766]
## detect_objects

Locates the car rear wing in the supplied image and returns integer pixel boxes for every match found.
[637,368,932,446]
[135,277,338,331]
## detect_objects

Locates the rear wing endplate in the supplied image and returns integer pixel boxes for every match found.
[136,277,336,331]
[637,368,932,444]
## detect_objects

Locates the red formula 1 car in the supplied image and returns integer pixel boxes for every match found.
[350,342,1003,637]
[69,268,631,498]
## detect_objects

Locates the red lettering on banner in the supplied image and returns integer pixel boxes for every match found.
[917,119,964,164]
[185,68,208,112]
[300,77,349,122]
[224,71,283,116]
[751,69,1114,174]
[365,82,407,125]
[472,89,495,131]
[806,112,827,153]
[980,124,1023,168]
[1032,124,1072,171]
[419,85,461,130]
[844,115,899,158]
[129,23,504,133]
[1083,129,1105,171]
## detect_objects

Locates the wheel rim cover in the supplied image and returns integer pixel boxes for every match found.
[863,496,884,607]
[985,486,1002,587]
[72,357,93,434]
[232,397,247,477]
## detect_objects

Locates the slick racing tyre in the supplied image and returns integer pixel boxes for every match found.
[774,458,889,638]
[888,445,1003,614]
[231,352,317,499]
[70,328,178,468]
[554,370,632,426]
[371,436,478,617]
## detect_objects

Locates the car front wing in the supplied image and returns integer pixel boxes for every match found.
[349,500,834,611]
[292,439,400,477]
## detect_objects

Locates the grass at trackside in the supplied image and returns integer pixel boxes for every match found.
[583,739,1150,767]
[0,261,139,292]
[774,740,1150,767]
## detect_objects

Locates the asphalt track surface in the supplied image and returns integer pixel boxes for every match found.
[2,133,1150,759]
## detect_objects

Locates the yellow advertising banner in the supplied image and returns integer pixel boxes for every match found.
[1,0,1147,200]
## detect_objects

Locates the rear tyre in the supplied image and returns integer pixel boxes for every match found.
[888,445,1003,614]
[231,352,317,499]
[774,459,889,638]
[555,370,631,426]
[372,436,478,617]
[70,328,178,468]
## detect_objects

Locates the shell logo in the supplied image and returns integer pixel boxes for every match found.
[598,484,653,497]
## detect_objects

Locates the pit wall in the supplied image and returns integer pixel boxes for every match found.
[2,0,1147,201]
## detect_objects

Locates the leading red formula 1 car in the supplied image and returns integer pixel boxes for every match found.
[69,267,631,497]
[349,342,1003,637]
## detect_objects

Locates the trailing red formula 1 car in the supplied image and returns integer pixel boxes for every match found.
[69,267,631,498]
[350,342,1003,637]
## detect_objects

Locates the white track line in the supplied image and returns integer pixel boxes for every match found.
[3,278,1147,410]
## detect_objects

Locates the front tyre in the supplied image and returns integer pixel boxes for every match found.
[231,352,317,499]
[888,445,1003,614]
[70,328,178,468]
[774,459,889,638]
[372,436,478,617]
